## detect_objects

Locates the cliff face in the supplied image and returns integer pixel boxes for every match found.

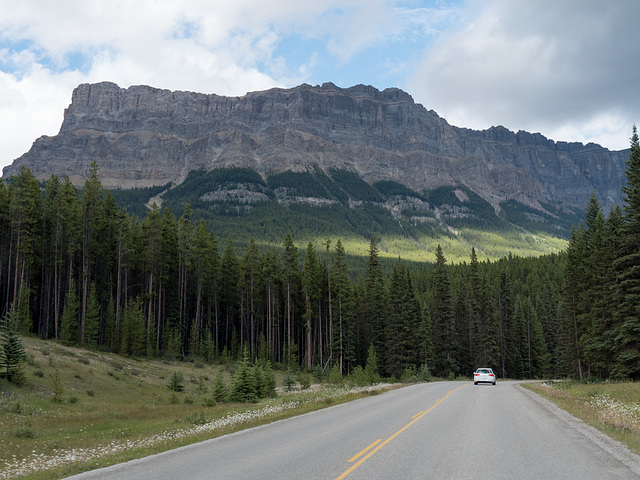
[3,81,628,211]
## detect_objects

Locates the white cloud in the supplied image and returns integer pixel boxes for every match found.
[408,0,639,150]
[1,0,636,174]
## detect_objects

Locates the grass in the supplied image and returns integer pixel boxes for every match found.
[525,381,640,455]
[0,338,394,480]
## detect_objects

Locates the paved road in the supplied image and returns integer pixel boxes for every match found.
[67,381,640,480]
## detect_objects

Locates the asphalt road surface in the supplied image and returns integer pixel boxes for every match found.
[67,381,640,479]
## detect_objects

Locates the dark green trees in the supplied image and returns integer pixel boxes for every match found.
[431,245,457,378]
[613,126,640,379]
[0,310,26,384]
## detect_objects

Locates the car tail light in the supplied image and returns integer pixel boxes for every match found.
[489,374,494,376]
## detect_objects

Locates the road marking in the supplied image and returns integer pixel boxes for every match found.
[335,384,466,480]
[348,439,382,462]
[411,411,424,419]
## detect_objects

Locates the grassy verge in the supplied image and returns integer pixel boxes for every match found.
[525,381,640,455]
[0,338,394,480]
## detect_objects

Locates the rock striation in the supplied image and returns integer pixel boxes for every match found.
[3,81,629,211]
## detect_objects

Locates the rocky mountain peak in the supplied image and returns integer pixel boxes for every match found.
[3,81,629,212]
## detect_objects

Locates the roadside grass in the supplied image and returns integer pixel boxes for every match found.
[0,338,394,480]
[525,381,640,455]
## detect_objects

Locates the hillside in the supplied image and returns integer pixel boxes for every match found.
[108,166,572,261]
[0,338,392,480]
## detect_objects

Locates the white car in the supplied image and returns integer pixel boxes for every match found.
[473,368,496,385]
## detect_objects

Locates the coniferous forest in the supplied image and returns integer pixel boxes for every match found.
[1,127,639,382]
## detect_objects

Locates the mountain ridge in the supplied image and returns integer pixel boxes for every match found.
[3,81,629,215]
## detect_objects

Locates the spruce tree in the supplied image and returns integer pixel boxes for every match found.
[229,349,257,402]
[0,310,26,384]
[84,282,100,347]
[60,278,79,344]
[612,126,640,378]
[332,240,354,374]
[360,237,386,369]
[431,245,456,377]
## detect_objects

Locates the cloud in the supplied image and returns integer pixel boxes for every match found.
[408,0,639,150]
[1,0,424,169]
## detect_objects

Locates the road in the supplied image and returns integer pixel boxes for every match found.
[67,381,640,480]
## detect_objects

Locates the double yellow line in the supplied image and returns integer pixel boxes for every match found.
[335,384,466,480]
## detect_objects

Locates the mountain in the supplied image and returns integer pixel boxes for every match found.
[3,81,629,214]
[2,81,631,261]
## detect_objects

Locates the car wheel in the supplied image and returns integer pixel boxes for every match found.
[474,382,477,385]
[493,382,496,385]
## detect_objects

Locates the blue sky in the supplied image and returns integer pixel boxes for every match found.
[0,0,638,172]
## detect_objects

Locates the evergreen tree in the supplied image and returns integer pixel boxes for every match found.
[121,297,145,356]
[302,242,320,369]
[385,260,420,378]
[497,272,516,378]
[220,237,241,357]
[613,126,640,378]
[282,234,299,367]
[80,161,104,343]
[241,238,260,360]
[360,237,386,368]
[211,368,228,402]
[229,349,257,402]
[332,240,354,374]
[84,282,100,347]
[60,278,79,344]
[0,310,26,384]
[9,167,42,320]
[431,245,457,377]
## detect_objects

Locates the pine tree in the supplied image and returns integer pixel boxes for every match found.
[302,242,320,369]
[613,126,640,378]
[282,234,299,367]
[229,349,257,402]
[241,238,259,361]
[84,282,100,347]
[121,297,145,356]
[431,245,457,377]
[332,240,354,374]
[220,237,241,357]
[9,167,42,320]
[0,310,26,384]
[60,278,79,344]
[360,237,385,368]
[80,161,104,343]
[211,368,228,402]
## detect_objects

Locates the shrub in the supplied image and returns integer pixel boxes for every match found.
[298,372,312,390]
[15,425,37,439]
[326,364,343,385]
[185,412,208,425]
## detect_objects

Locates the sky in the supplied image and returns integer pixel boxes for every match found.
[0,0,638,172]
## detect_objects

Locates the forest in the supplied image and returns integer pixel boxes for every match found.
[1,127,639,382]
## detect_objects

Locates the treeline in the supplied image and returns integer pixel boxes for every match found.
[1,127,638,381]
[561,127,640,380]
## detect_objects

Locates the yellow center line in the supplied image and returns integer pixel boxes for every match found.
[411,411,424,419]
[348,439,382,462]
[335,384,466,480]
